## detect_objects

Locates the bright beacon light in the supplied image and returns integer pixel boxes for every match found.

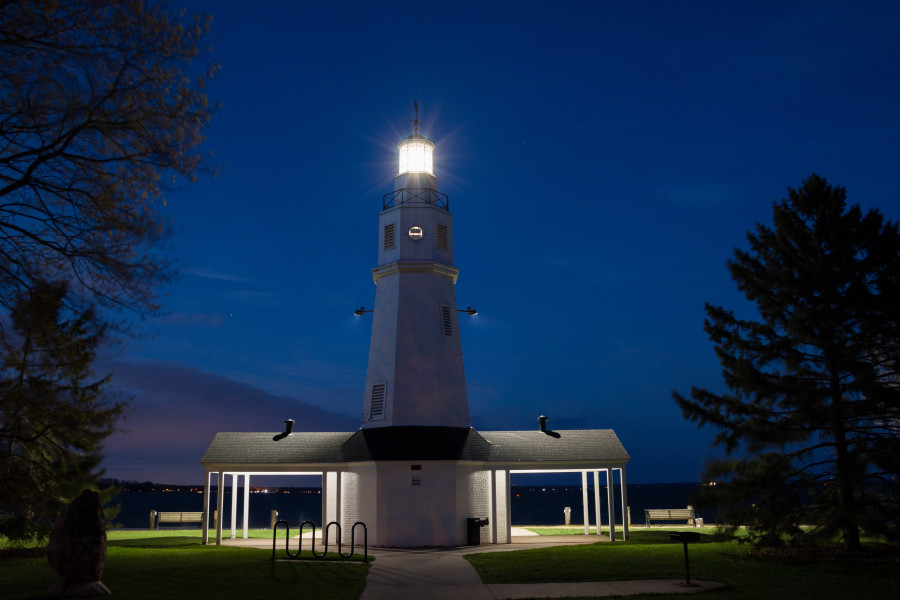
[398,134,434,175]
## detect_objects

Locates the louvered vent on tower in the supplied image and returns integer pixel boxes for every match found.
[440,304,452,337]
[384,224,395,250]
[369,383,386,419]
[437,224,448,250]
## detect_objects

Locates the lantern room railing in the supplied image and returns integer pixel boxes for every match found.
[383,188,449,211]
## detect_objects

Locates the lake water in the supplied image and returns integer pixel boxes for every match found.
[109,483,711,529]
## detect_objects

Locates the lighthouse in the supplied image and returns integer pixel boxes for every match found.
[200,115,631,548]
[361,130,470,428]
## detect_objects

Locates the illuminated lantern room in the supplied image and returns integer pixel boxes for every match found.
[398,133,434,175]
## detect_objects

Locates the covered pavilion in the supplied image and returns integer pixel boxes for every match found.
[201,426,629,546]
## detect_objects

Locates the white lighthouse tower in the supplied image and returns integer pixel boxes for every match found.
[200,115,632,549]
[361,127,470,428]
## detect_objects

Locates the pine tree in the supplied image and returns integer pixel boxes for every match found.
[675,174,900,551]
[0,281,124,543]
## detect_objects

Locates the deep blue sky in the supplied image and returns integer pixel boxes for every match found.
[100,0,900,485]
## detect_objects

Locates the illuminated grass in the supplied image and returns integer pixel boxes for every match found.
[524,526,599,535]
[117,527,332,540]
[466,529,900,600]
[133,528,275,540]
[2,530,368,600]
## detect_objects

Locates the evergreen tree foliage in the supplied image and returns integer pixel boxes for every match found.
[675,174,900,551]
[0,281,124,543]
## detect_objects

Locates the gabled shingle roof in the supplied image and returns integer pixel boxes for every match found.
[477,429,630,463]
[200,426,629,469]
[201,431,354,465]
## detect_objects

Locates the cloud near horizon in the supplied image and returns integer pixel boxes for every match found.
[100,359,359,484]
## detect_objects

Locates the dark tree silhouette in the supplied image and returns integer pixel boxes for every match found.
[0,0,216,318]
[0,0,215,542]
[1,281,124,542]
[675,174,900,551]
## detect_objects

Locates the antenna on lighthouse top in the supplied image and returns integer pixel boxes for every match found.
[410,101,420,134]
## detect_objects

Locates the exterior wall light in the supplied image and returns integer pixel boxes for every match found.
[458,306,477,316]
[354,306,374,316]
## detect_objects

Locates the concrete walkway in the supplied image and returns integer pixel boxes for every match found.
[360,541,724,599]
[225,529,725,599]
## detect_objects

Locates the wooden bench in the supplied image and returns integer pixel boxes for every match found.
[645,508,697,528]
[154,511,204,529]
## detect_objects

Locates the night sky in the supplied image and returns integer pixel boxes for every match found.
[99,1,900,485]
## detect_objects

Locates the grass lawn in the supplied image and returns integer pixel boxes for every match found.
[7,527,899,600]
[466,528,900,600]
[524,526,600,535]
[2,530,368,600]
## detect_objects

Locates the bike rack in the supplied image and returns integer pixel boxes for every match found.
[312,521,338,558]
[272,520,299,559]
[350,522,368,563]
[271,520,368,562]
[299,520,316,555]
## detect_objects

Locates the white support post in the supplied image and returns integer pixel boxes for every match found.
[242,474,250,539]
[202,471,210,545]
[581,471,589,536]
[489,469,497,544]
[606,468,616,542]
[618,468,629,541]
[333,471,342,529]
[321,472,328,527]
[216,471,225,545]
[504,470,512,544]
[230,473,238,539]
[593,471,602,536]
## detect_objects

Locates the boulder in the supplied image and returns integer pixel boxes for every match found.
[47,489,110,597]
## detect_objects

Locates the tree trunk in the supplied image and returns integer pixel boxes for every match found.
[831,376,861,551]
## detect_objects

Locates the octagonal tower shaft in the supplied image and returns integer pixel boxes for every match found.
[361,135,470,429]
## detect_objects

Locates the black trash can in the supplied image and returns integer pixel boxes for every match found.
[466,517,489,545]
